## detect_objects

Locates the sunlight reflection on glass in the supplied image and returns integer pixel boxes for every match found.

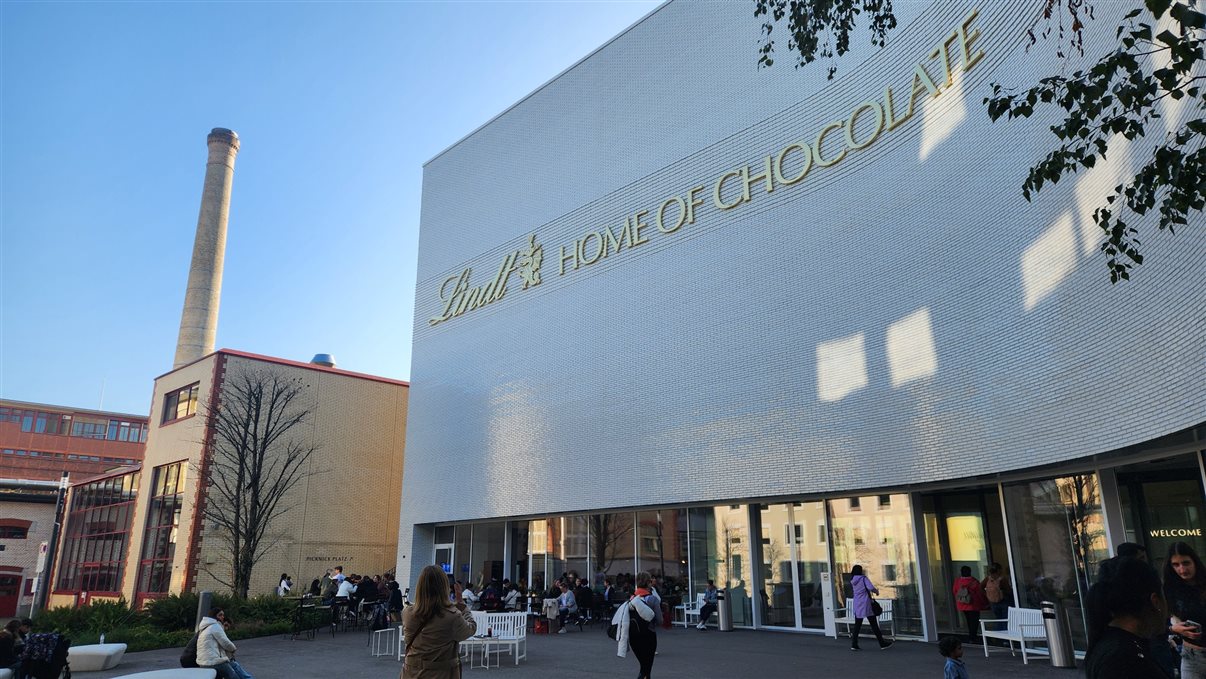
[1022,212,1078,310]
[886,308,937,386]
[816,333,868,402]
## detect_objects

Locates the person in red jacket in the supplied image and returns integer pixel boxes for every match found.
[953,566,988,644]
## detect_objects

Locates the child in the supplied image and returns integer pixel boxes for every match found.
[940,636,969,679]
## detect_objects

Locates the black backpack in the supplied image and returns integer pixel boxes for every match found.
[370,603,389,631]
[19,632,71,679]
[180,631,200,668]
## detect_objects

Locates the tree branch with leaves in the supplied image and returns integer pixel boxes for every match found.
[198,368,319,598]
[755,0,1205,282]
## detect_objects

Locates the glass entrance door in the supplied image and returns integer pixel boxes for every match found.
[757,502,828,630]
[921,490,1010,637]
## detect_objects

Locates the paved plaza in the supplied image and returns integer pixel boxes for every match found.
[81,625,1078,678]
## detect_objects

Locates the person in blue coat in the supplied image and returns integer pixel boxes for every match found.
[849,564,893,650]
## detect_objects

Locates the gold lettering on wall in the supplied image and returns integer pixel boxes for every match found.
[430,9,988,324]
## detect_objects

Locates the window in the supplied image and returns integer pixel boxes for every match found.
[71,420,107,439]
[817,523,827,543]
[136,462,186,596]
[878,495,892,509]
[161,384,200,424]
[0,521,30,539]
[849,497,861,511]
[55,471,140,593]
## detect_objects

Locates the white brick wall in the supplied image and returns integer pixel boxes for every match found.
[399,0,1206,579]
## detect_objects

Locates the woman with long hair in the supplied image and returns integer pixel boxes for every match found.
[401,565,476,679]
[1164,542,1206,679]
[849,564,892,650]
[1084,556,1168,678]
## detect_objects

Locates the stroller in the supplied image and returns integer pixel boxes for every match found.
[19,632,72,679]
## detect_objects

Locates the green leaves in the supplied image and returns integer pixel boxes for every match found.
[984,1,1204,282]
[756,0,1203,281]
[754,0,897,77]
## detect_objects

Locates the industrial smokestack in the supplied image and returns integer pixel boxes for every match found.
[173,128,240,369]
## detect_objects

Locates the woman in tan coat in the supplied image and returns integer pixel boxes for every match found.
[402,565,477,679]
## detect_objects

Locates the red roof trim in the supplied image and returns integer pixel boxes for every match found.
[154,349,409,387]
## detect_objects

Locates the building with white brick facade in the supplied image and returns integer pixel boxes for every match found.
[47,349,408,609]
[398,0,1206,648]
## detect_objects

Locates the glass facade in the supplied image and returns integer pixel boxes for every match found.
[56,470,140,593]
[135,462,186,602]
[422,438,1204,640]
[829,493,922,636]
[1003,474,1109,651]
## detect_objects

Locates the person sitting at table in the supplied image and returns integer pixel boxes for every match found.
[462,582,480,610]
[574,578,594,622]
[356,574,379,603]
[557,582,578,633]
[503,583,521,611]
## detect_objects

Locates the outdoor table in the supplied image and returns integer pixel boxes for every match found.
[460,635,501,669]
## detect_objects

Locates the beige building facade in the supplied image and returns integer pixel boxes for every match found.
[48,349,407,608]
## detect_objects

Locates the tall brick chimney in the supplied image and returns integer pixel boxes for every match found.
[173,128,239,369]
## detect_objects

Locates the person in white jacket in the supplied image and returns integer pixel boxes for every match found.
[611,578,656,678]
[196,608,253,679]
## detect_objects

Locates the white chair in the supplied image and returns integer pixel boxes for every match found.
[490,611,528,666]
[980,606,1047,664]
[372,623,400,657]
[678,593,706,628]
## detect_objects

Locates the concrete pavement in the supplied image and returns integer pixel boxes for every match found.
[80,624,1075,678]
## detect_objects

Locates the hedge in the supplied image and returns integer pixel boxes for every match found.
[32,594,300,653]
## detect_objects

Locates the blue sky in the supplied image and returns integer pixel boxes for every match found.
[0,0,660,415]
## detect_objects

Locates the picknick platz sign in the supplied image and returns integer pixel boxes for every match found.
[429,9,987,327]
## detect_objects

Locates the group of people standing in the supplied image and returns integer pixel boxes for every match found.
[949,562,1010,645]
[1085,541,1206,679]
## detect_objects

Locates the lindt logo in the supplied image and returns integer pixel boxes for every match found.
[428,234,543,326]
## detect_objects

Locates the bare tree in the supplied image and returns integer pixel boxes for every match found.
[199,368,319,598]
[589,513,634,576]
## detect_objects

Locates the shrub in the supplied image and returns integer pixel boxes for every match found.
[145,593,201,632]
[82,599,143,634]
[32,605,90,634]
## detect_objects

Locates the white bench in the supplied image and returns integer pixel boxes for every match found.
[980,606,1047,664]
[466,611,526,666]
[68,642,128,671]
[110,670,216,679]
[833,598,896,640]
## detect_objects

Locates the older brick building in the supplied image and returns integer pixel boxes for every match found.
[0,400,146,482]
[47,349,407,609]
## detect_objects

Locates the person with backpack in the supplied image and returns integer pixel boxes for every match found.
[981,563,1010,621]
[849,564,893,650]
[953,566,988,644]
[611,570,659,679]
[479,579,503,612]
